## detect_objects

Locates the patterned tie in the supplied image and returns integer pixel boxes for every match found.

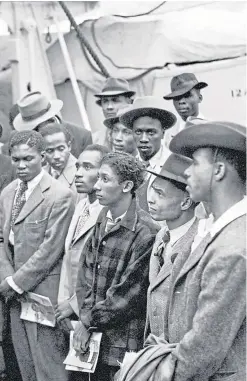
[73,205,90,241]
[154,230,170,268]
[11,181,28,228]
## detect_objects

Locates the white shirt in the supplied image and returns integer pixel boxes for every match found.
[210,197,247,239]
[106,209,127,223]
[7,170,45,294]
[191,202,214,252]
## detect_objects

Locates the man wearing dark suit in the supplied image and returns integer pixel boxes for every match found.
[155,121,246,381]
[0,130,75,381]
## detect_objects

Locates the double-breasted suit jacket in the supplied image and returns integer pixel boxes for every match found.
[164,214,246,381]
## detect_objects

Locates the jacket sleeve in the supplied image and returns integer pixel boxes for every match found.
[172,245,246,381]
[80,233,156,329]
[12,193,75,291]
[0,195,15,280]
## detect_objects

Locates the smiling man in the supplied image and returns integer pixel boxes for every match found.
[74,152,158,381]
[0,130,74,381]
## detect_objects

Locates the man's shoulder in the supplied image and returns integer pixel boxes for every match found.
[64,121,91,138]
[136,207,160,236]
[44,172,74,201]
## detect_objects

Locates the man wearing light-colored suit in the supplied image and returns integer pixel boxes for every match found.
[156,121,246,381]
[145,153,199,340]
[56,144,109,325]
[0,130,75,381]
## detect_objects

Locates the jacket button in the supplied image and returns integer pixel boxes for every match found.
[98,264,101,269]
[102,241,106,246]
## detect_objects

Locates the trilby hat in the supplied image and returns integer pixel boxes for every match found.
[95,77,135,106]
[163,73,208,100]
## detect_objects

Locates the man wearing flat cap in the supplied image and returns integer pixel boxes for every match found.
[120,96,176,211]
[163,73,208,147]
[154,121,246,381]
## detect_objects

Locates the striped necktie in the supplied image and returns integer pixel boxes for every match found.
[154,230,170,268]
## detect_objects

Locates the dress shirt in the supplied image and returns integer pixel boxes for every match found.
[7,170,45,294]
[210,197,247,239]
[106,210,127,223]
[50,167,61,179]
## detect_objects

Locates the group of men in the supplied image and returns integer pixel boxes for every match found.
[0,72,245,381]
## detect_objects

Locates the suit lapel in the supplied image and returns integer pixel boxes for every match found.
[72,204,103,245]
[65,199,87,251]
[60,154,77,186]
[4,180,18,236]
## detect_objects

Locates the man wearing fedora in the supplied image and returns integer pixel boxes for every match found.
[13,91,92,158]
[163,73,208,147]
[103,107,138,157]
[94,77,136,146]
[154,121,246,381]
[120,96,176,211]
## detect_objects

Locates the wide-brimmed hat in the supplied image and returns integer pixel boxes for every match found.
[147,153,192,185]
[163,73,208,100]
[13,91,63,131]
[119,96,177,130]
[169,121,246,158]
[103,106,132,129]
[95,78,136,106]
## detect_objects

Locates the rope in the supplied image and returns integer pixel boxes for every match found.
[58,1,110,78]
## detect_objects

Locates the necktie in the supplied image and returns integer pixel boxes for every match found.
[73,205,90,241]
[154,230,170,268]
[11,181,28,228]
[52,170,60,179]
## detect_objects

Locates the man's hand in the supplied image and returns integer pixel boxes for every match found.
[55,301,73,322]
[154,353,176,381]
[73,321,91,354]
[0,279,16,299]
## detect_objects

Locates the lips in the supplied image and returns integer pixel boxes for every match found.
[139,146,151,151]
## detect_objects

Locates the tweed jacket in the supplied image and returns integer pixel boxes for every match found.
[76,197,159,366]
[0,171,74,305]
[57,198,103,315]
[0,154,15,194]
[164,214,246,381]
[145,219,199,339]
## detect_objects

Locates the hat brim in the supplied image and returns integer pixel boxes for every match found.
[95,91,136,106]
[147,168,187,185]
[169,122,246,158]
[120,107,176,130]
[103,116,120,129]
[13,100,63,131]
[163,82,208,100]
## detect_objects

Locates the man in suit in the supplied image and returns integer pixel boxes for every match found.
[74,152,159,381]
[120,96,176,211]
[56,144,109,327]
[0,130,75,381]
[145,153,199,339]
[40,123,79,201]
[12,91,92,158]
[156,121,246,381]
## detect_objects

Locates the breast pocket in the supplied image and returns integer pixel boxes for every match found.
[24,217,48,246]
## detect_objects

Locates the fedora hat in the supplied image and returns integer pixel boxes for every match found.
[13,91,63,131]
[163,73,208,100]
[95,78,135,106]
[103,106,132,129]
[147,153,192,185]
[169,121,246,158]
[119,96,177,130]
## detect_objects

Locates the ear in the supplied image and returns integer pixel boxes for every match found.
[214,161,226,181]
[67,140,72,152]
[161,128,165,138]
[122,180,134,193]
[198,93,203,103]
[40,151,46,165]
[181,195,193,211]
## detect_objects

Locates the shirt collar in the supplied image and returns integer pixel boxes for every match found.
[85,197,100,214]
[17,169,44,191]
[210,197,247,239]
[106,209,127,223]
[169,217,196,246]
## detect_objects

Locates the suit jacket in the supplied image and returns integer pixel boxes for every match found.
[0,171,75,305]
[145,219,199,340]
[57,198,103,314]
[164,215,246,381]
[76,197,159,366]
[64,121,92,158]
[0,154,15,194]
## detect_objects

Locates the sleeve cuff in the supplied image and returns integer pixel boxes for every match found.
[6,276,24,294]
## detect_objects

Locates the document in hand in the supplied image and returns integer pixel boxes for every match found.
[20,292,56,327]
[63,322,102,373]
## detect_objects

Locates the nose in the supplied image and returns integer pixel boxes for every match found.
[75,166,83,177]
[184,166,191,179]
[18,160,26,169]
[114,131,123,141]
[53,150,61,159]
[140,132,149,143]
[147,187,155,205]
[93,178,101,191]
[106,101,114,110]
[178,98,186,105]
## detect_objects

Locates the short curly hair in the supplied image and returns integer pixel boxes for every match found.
[101,152,145,195]
[9,130,46,153]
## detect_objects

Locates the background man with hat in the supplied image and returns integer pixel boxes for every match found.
[13,91,92,158]
[94,77,136,147]
[120,96,176,211]
[163,73,208,148]
[155,121,246,381]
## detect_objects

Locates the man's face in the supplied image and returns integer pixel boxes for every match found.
[75,150,102,194]
[184,148,213,203]
[11,144,44,182]
[133,116,164,161]
[35,117,60,132]
[111,122,137,155]
[94,163,125,206]
[101,95,131,118]
[148,177,185,221]
[43,132,71,172]
[173,88,202,121]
